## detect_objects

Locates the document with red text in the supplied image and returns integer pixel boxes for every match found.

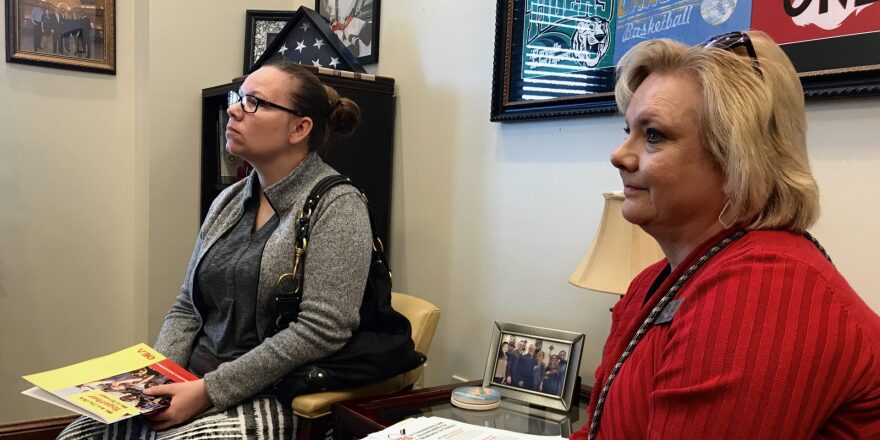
[364,416,564,440]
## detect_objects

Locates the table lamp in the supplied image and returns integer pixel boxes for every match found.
[569,192,664,295]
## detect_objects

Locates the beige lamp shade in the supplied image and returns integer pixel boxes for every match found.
[569,192,665,295]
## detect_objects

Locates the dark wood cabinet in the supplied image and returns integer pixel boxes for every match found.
[200,71,396,248]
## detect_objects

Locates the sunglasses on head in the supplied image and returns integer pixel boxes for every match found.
[701,31,763,78]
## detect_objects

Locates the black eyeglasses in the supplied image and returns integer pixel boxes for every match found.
[227,90,304,116]
[701,31,763,78]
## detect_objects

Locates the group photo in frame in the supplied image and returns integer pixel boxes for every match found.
[315,0,380,65]
[491,0,880,122]
[4,0,115,74]
[243,9,294,75]
[482,322,584,412]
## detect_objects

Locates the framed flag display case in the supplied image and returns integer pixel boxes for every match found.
[491,0,880,122]
[249,5,365,74]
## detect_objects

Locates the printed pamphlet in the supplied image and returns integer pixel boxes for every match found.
[363,416,563,440]
[22,343,197,424]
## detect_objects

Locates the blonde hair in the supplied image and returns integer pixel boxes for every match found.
[615,31,819,231]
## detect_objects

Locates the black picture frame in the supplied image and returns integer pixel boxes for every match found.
[243,10,295,75]
[5,0,116,74]
[490,0,616,122]
[482,322,584,412]
[314,0,380,65]
[491,0,880,122]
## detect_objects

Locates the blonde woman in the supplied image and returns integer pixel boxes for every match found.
[575,31,880,439]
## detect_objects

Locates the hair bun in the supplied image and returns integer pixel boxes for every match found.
[324,86,361,136]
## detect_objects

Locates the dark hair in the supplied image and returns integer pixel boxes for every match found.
[498,341,509,359]
[264,59,361,151]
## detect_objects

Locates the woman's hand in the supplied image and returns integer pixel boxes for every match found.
[142,379,213,431]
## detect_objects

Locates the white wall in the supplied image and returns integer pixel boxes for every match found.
[1,0,877,425]
[0,1,138,422]
[373,2,880,388]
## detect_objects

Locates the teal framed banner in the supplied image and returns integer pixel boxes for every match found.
[491,0,618,121]
[491,0,880,122]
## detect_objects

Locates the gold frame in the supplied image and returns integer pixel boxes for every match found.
[5,0,115,74]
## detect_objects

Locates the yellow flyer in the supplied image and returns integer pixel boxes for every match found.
[22,343,197,424]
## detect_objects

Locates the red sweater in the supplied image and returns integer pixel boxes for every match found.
[572,230,880,439]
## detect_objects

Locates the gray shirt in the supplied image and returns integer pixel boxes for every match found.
[189,184,279,377]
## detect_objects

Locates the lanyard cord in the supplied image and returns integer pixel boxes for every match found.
[587,230,833,439]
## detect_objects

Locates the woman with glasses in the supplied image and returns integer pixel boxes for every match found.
[573,31,880,440]
[58,60,370,439]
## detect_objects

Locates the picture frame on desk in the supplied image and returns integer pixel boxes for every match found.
[482,322,584,412]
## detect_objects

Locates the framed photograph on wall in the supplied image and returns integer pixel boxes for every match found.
[491,0,880,122]
[5,0,116,74]
[482,322,584,412]
[243,10,294,74]
[314,0,380,64]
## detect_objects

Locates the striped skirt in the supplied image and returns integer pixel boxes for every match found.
[56,396,295,440]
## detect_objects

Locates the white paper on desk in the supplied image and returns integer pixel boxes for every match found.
[363,416,563,440]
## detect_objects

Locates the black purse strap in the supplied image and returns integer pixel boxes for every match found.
[272,175,391,334]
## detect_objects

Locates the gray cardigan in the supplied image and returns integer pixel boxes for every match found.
[154,152,372,410]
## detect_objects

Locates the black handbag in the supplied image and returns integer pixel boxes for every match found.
[270,175,426,402]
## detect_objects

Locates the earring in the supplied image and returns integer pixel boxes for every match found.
[718,201,733,229]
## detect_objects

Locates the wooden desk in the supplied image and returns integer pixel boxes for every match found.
[332,381,593,440]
